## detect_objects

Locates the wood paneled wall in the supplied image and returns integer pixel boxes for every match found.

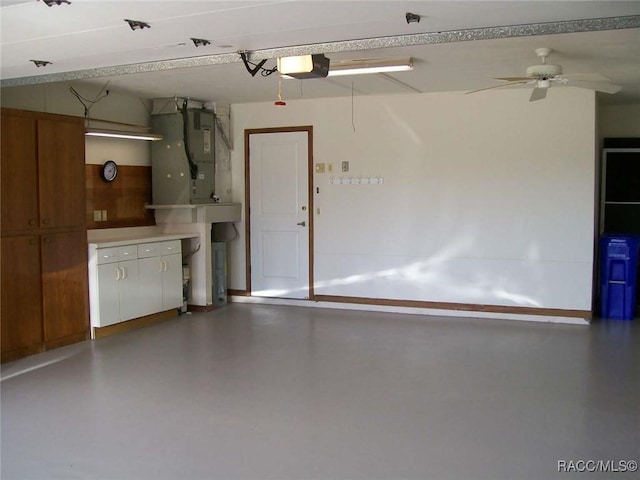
[86,164,155,229]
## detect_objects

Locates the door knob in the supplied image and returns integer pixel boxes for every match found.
[297,221,306,227]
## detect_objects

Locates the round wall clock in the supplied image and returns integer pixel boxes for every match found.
[101,160,118,182]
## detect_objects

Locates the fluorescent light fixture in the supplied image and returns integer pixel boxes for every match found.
[280,57,413,79]
[328,57,413,76]
[85,129,163,141]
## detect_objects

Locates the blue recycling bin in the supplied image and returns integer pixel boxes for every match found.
[599,235,640,320]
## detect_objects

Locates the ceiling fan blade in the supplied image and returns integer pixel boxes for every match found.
[494,76,532,82]
[529,87,547,102]
[466,80,530,95]
[566,80,622,94]
[560,73,613,83]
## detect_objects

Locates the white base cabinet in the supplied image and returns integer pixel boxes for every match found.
[89,239,182,332]
[137,241,183,317]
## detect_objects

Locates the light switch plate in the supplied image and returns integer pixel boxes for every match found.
[342,161,349,172]
[315,163,326,173]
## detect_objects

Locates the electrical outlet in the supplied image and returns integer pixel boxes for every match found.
[101,210,108,221]
[327,163,333,173]
[93,210,102,222]
[315,163,326,173]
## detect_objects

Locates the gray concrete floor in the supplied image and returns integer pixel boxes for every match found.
[1,304,639,480]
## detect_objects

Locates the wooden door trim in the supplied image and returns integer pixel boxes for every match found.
[244,126,314,299]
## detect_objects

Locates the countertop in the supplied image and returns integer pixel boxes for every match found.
[88,232,200,249]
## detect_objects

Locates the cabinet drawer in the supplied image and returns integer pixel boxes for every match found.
[159,240,181,256]
[138,240,181,258]
[97,247,119,265]
[138,242,161,258]
[118,245,138,261]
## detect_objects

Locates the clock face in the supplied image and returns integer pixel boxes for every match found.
[101,161,118,182]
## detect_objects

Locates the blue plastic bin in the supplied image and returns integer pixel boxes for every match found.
[599,235,640,320]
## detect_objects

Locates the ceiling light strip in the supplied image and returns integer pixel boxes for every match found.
[3,15,639,87]
[85,129,162,141]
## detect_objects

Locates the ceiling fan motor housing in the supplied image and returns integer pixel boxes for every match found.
[526,63,562,79]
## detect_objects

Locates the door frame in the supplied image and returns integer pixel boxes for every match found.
[244,126,314,299]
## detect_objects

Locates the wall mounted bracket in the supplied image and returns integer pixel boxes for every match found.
[125,19,151,31]
[239,52,277,77]
[30,60,52,68]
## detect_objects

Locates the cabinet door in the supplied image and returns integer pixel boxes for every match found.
[162,253,183,309]
[1,114,39,233]
[138,256,163,317]
[118,259,140,321]
[1,235,43,360]
[41,230,89,342]
[37,118,86,229]
[97,263,120,327]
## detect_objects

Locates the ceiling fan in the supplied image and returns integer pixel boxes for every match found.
[467,48,622,101]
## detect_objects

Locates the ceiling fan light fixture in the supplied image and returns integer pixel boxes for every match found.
[526,63,562,78]
[538,79,551,89]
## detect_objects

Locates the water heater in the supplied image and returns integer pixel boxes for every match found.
[151,109,216,204]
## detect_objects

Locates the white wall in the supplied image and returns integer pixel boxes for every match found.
[1,82,151,165]
[230,87,598,312]
[599,104,640,139]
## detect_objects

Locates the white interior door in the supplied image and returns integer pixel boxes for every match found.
[250,131,309,299]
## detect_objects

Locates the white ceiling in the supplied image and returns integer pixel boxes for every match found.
[1,1,639,106]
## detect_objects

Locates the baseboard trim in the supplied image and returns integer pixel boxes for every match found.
[229,295,591,325]
[187,304,216,313]
[227,289,249,297]
[93,310,178,339]
[314,295,591,319]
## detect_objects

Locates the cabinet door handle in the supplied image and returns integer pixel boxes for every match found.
[115,267,121,280]
[28,219,37,226]
[121,267,127,279]
[42,219,50,225]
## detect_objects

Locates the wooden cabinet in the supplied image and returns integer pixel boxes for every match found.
[1,108,89,363]
[38,118,86,230]
[0,114,38,232]
[1,236,43,359]
[41,230,89,345]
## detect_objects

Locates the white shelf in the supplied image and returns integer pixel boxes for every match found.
[148,203,242,224]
